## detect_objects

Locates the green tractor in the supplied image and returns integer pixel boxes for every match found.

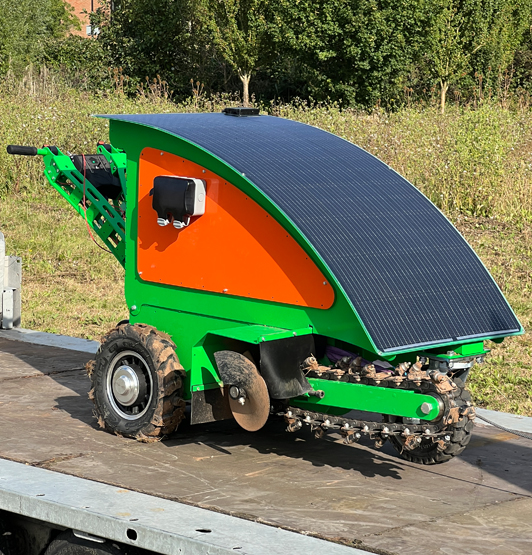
[7,107,522,464]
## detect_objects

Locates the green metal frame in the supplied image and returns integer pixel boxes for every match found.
[186,326,314,399]
[39,145,127,267]
[294,379,441,420]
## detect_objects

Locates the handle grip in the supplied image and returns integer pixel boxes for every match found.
[7,145,38,156]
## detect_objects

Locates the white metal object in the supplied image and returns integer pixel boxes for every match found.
[107,351,153,420]
[1,288,14,329]
[172,219,187,229]
[112,365,142,406]
[0,328,99,353]
[73,531,106,544]
[0,231,21,329]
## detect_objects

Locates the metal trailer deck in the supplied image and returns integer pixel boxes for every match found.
[0,459,358,555]
[0,331,532,555]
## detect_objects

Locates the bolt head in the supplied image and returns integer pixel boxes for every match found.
[420,402,432,415]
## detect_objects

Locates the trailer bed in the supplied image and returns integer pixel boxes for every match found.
[1,335,531,555]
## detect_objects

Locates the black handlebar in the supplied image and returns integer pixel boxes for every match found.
[7,145,38,156]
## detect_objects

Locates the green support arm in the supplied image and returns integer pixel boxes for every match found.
[7,144,127,267]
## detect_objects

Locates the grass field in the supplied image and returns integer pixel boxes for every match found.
[0,72,531,414]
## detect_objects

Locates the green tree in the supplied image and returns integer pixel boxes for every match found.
[426,0,532,113]
[0,0,78,76]
[43,35,110,91]
[48,0,81,38]
[428,0,477,113]
[471,0,532,92]
[197,0,275,106]
[91,0,207,96]
[514,26,532,93]
[272,0,431,108]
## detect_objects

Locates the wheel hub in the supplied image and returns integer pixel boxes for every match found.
[106,350,152,420]
[112,365,141,406]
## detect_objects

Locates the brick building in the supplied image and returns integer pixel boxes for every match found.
[67,0,96,36]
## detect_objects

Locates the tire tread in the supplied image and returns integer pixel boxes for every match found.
[88,323,186,441]
[386,378,474,465]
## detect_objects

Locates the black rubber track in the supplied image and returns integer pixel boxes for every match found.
[386,378,474,464]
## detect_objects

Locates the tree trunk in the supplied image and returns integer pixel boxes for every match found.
[239,72,251,107]
[440,81,449,114]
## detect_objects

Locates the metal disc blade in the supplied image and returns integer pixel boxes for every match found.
[214,350,271,432]
[228,372,270,432]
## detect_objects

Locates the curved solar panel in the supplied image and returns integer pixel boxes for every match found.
[102,113,521,353]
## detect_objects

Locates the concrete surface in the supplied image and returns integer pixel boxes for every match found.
[476,407,532,434]
[0,327,99,353]
[0,336,531,554]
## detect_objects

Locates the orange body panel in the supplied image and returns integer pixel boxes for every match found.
[137,148,334,309]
